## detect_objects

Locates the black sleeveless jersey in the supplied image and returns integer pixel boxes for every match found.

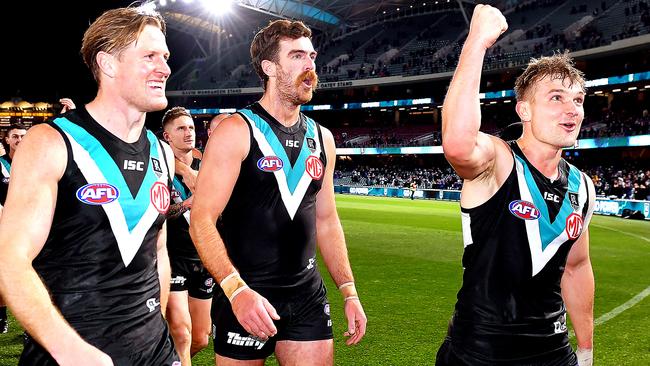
[0,155,10,205]
[449,142,593,362]
[217,103,327,299]
[31,108,173,358]
[168,157,201,260]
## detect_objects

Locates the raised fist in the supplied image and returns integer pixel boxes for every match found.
[467,4,508,50]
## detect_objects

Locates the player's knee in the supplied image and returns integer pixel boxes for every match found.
[170,322,192,348]
[190,334,209,354]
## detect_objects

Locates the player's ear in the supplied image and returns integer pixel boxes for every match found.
[261,60,276,78]
[96,51,117,79]
[516,101,531,122]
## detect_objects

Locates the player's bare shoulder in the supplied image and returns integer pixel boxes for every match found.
[16,124,67,179]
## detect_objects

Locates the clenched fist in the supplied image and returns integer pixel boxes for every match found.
[467,4,508,50]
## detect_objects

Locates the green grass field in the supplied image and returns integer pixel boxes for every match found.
[1,195,648,365]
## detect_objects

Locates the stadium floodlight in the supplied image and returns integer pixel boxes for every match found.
[140,2,157,12]
[200,0,234,15]
[159,0,167,6]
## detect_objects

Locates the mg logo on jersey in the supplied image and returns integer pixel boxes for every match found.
[565,213,584,240]
[508,200,540,220]
[150,182,170,214]
[305,156,323,180]
[76,183,119,205]
[257,156,283,172]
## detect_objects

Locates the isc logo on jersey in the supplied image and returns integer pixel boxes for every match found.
[76,183,119,205]
[257,156,283,172]
[150,182,170,214]
[565,213,584,240]
[305,155,323,180]
[508,200,540,220]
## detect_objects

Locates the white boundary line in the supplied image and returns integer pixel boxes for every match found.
[591,223,650,243]
[594,285,650,326]
[569,223,650,336]
[570,285,650,338]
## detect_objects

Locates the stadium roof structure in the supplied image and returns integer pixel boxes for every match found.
[158,0,486,57]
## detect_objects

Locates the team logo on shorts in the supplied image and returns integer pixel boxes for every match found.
[508,200,540,220]
[305,156,323,180]
[324,304,330,316]
[76,183,119,205]
[257,156,283,172]
[150,182,170,214]
[205,278,214,288]
[565,213,584,240]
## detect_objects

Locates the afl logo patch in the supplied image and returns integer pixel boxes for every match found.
[150,182,170,214]
[565,213,584,240]
[257,156,283,172]
[76,183,119,205]
[508,200,540,220]
[305,155,323,180]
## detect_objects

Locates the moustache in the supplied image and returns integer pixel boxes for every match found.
[295,70,319,91]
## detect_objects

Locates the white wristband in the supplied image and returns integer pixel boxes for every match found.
[576,347,593,366]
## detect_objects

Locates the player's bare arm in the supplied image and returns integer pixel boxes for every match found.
[442,5,509,182]
[316,127,367,345]
[561,176,596,364]
[189,114,280,340]
[0,124,113,366]
[157,222,171,317]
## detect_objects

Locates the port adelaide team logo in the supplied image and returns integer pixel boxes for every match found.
[76,183,119,205]
[508,200,540,220]
[257,156,283,172]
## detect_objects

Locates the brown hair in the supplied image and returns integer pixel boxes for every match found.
[7,123,27,133]
[162,106,192,129]
[81,5,166,84]
[514,52,585,101]
[250,19,312,89]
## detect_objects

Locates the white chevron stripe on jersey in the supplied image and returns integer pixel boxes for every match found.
[65,132,170,267]
[515,157,587,276]
[243,114,322,220]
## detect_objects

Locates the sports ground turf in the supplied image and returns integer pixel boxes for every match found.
[0,195,648,365]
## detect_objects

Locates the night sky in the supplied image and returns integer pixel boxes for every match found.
[0,1,194,105]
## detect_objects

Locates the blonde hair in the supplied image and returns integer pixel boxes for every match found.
[81,5,166,84]
[514,52,585,101]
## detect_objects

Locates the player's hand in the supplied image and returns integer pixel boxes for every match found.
[230,288,280,341]
[181,167,198,193]
[56,342,114,366]
[343,298,367,345]
[467,4,508,50]
[59,98,76,114]
[183,196,194,210]
[576,347,593,366]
